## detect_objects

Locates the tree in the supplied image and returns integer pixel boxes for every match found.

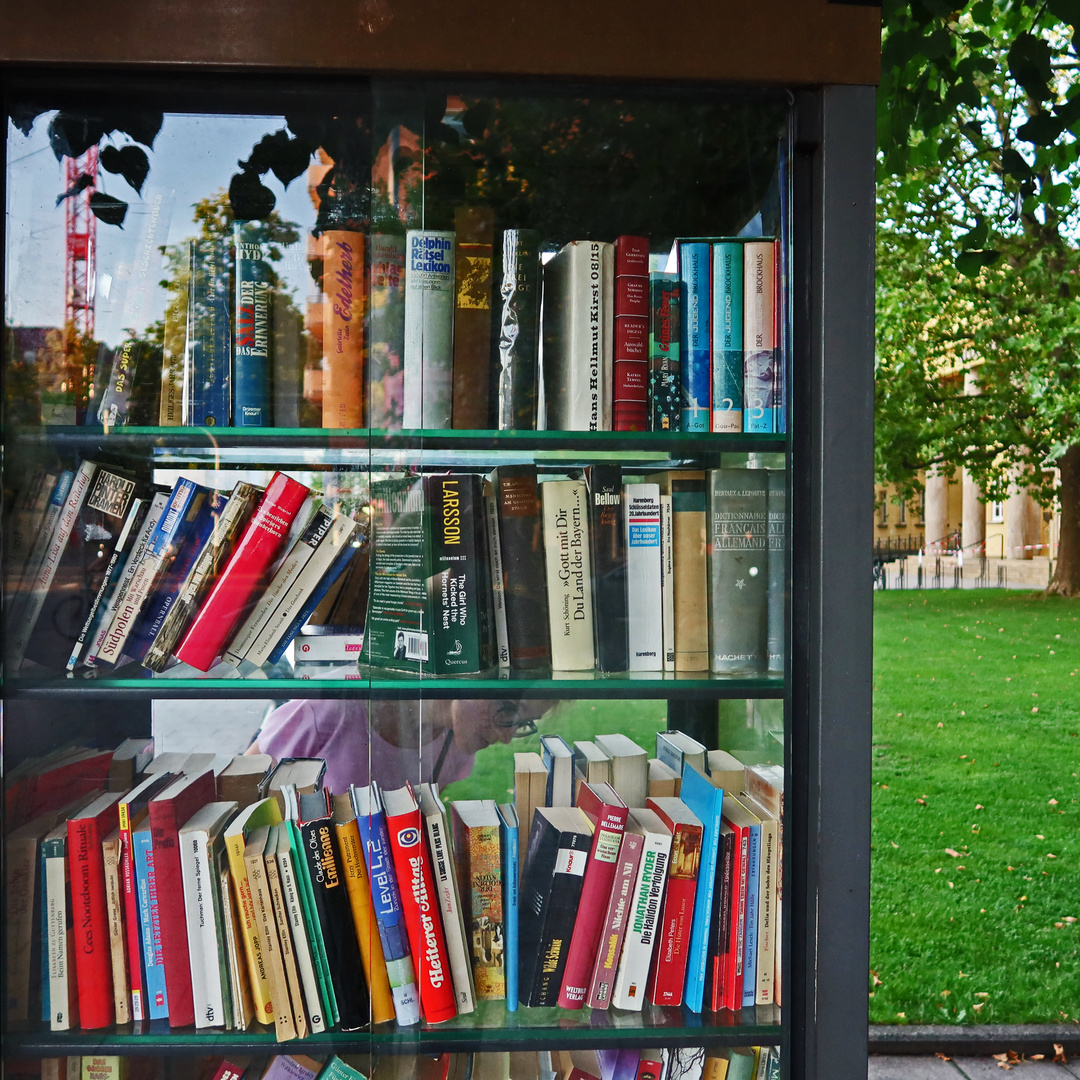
[877,0,1080,594]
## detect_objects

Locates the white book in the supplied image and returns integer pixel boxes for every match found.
[656,730,708,779]
[659,493,675,671]
[483,477,511,671]
[624,482,663,671]
[274,823,327,1033]
[6,469,71,626]
[610,808,672,1010]
[84,492,168,666]
[225,503,337,666]
[743,241,777,430]
[244,513,358,668]
[742,793,779,1006]
[179,800,238,1028]
[594,732,649,810]
[43,823,71,1031]
[541,478,595,671]
[403,229,456,429]
[416,782,476,1015]
[542,240,614,431]
[9,461,97,669]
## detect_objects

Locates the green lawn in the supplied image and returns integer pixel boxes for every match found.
[870,589,1080,1025]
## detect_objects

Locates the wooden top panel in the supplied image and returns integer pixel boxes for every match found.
[0,0,880,87]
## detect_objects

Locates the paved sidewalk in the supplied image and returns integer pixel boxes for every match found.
[870,1058,1080,1080]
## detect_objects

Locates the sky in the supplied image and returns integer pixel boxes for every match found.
[6,111,320,348]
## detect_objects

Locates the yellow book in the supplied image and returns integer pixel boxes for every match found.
[703,1056,730,1080]
[264,824,309,1039]
[223,797,282,1025]
[332,792,396,1024]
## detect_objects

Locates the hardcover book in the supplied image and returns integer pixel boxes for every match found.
[497,803,519,1012]
[541,478,595,671]
[451,206,496,430]
[404,229,456,429]
[585,825,642,1009]
[188,237,232,427]
[613,236,650,431]
[743,241,777,434]
[593,733,648,811]
[495,228,542,430]
[234,227,273,427]
[711,241,744,433]
[678,242,711,432]
[369,232,407,430]
[322,230,366,429]
[586,465,628,673]
[624,482,663,671]
[707,468,769,674]
[767,469,786,674]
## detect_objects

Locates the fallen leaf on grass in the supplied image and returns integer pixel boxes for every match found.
[1049,798,1059,805]
[1054,1045,1067,1064]
[916,797,928,805]
[935,1053,952,1061]
[1030,1055,1044,1061]
[945,848,962,857]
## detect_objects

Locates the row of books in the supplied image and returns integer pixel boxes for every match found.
[367,464,784,677]
[4,728,782,1040]
[5,460,783,678]
[26,1047,780,1080]
[4,463,367,675]
[78,214,783,436]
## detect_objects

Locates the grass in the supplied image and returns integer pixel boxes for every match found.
[870,589,1080,1025]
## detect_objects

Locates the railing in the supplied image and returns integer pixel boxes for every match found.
[873,534,925,562]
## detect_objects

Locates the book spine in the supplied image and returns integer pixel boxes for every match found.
[4,833,39,1024]
[403,229,456,429]
[179,828,223,1028]
[368,233,407,431]
[356,805,422,1026]
[176,473,310,671]
[723,827,749,1011]
[117,805,146,1022]
[43,840,73,1030]
[755,818,777,1006]
[586,830,643,1009]
[85,494,167,668]
[234,230,272,427]
[423,809,476,1014]
[385,804,458,1023]
[679,777,724,1014]
[264,844,307,1039]
[162,250,190,425]
[218,863,250,1030]
[223,830,273,1024]
[678,242,711,432]
[625,483,663,671]
[671,474,709,672]
[101,834,131,1025]
[451,206,495,430]
[4,468,53,601]
[97,339,144,427]
[425,473,486,674]
[243,842,295,1040]
[767,470,786,674]
[708,468,769,674]
[613,236,650,432]
[500,810,519,1013]
[457,818,505,1001]
[558,804,628,1009]
[741,824,761,1008]
[483,481,511,670]
[541,480,595,671]
[743,241,777,434]
[587,465,628,673]
[276,837,327,1032]
[68,816,114,1029]
[322,230,366,428]
[659,494,675,672]
[495,228,542,430]
[9,461,96,669]
[647,822,701,1007]
[333,818,395,1025]
[711,242,744,432]
[189,238,232,426]
[601,243,615,430]
[708,830,735,1011]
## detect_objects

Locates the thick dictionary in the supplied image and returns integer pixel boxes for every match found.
[176,472,310,671]
[404,229,456,429]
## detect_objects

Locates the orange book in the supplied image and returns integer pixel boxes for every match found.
[322,230,366,428]
[332,793,396,1024]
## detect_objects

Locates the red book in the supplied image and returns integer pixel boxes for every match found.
[645,795,703,1007]
[719,811,751,1011]
[613,235,650,432]
[67,791,124,1029]
[636,1058,663,1080]
[175,472,310,671]
[558,781,629,1008]
[586,827,643,1008]
[18,749,114,829]
[148,769,217,1027]
[381,783,458,1024]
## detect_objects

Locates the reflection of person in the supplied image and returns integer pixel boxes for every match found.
[393,630,407,659]
[248,697,551,794]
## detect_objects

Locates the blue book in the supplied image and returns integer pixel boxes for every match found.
[741,814,762,1007]
[711,242,743,433]
[540,733,574,807]
[497,802,520,1012]
[352,784,422,1026]
[126,488,223,663]
[131,823,169,1019]
[233,226,271,426]
[677,763,725,1013]
[678,241,711,431]
[189,238,232,427]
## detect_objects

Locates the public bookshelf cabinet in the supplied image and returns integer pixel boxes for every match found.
[1,8,878,1080]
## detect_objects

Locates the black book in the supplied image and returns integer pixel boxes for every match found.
[96,338,160,426]
[452,206,496,430]
[492,465,550,669]
[495,228,542,430]
[586,464,628,672]
[707,467,769,674]
[296,789,370,1030]
[704,820,736,1011]
[518,805,593,1007]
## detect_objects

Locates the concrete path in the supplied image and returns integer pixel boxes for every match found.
[870,1058,1080,1080]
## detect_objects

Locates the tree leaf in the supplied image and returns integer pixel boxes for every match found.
[105,110,163,149]
[9,104,46,137]
[1047,0,1080,27]
[959,218,989,251]
[48,112,107,160]
[1017,112,1065,146]
[56,172,95,206]
[88,191,128,226]
[229,168,276,221]
[1001,148,1033,180]
[1008,33,1053,101]
[955,250,1000,276]
[100,144,150,194]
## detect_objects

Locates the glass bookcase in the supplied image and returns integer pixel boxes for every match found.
[3,66,873,1080]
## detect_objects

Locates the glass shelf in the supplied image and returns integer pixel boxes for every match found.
[5,1003,781,1056]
